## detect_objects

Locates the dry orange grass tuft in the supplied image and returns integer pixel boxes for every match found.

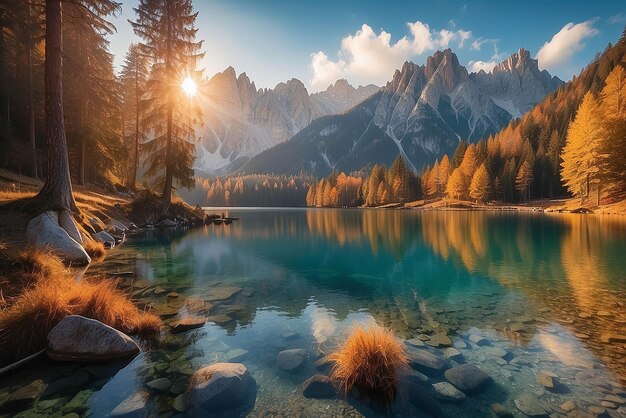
[83,239,106,260]
[0,247,162,365]
[330,325,408,404]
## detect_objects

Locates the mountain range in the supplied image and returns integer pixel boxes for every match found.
[242,48,563,176]
[194,68,378,174]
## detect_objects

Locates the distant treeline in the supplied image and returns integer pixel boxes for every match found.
[199,174,315,207]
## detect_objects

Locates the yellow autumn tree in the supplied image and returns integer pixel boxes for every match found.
[561,92,605,205]
[460,143,480,182]
[599,65,626,198]
[469,163,490,203]
[446,168,465,199]
[437,154,451,195]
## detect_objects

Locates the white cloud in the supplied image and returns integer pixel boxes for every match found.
[536,20,599,72]
[608,13,626,24]
[471,37,497,51]
[309,22,473,91]
[468,60,498,73]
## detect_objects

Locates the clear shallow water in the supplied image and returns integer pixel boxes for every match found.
[1,209,626,417]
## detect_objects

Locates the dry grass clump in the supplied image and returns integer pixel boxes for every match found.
[83,239,106,260]
[330,325,408,404]
[0,245,68,300]
[0,246,162,365]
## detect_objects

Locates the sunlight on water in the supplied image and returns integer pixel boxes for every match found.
[2,209,625,417]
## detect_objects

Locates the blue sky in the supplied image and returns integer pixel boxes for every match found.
[109,0,626,91]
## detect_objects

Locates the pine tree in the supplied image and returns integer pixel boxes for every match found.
[460,143,480,183]
[599,65,626,198]
[131,0,204,210]
[469,163,490,203]
[119,43,149,189]
[62,0,121,186]
[446,168,465,200]
[30,0,77,212]
[561,92,605,204]
[437,154,451,195]
[516,160,533,203]
[452,140,468,168]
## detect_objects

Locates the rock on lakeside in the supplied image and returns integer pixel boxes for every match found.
[47,315,140,362]
[26,211,91,265]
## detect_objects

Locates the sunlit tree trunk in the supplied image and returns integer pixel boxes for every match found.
[27,0,37,179]
[132,65,139,190]
[34,0,77,212]
[162,4,173,211]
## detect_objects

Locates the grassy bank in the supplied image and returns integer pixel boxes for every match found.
[0,244,162,366]
[0,169,209,366]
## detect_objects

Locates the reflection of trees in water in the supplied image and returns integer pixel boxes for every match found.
[306,209,419,258]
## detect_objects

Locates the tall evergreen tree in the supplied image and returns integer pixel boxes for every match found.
[131,0,204,210]
[119,43,149,189]
[32,0,77,212]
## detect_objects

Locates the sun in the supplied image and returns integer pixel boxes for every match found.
[182,76,197,97]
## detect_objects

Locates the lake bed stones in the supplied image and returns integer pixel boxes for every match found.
[277,349,308,373]
[187,363,254,412]
[433,382,465,402]
[302,375,336,399]
[444,364,491,393]
[408,348,447,376]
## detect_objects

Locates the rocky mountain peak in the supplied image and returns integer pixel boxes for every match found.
[492,48,536,75]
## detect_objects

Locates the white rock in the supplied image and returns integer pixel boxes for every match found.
[47,315,140,361]
[58,210,83,245]
[26,211,90,265]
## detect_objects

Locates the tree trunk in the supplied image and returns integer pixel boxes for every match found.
[33,0,77,212]
[131,65,139,190]
[161,4,172,212]
[27,0,37,179]
[77,100,85,185]
[76,33,85,186]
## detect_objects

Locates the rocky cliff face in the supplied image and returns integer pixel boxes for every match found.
[195,69,378,174]
[242,49,563,176]
[471,48,563,117]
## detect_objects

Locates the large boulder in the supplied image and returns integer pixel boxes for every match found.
[444,364,491,393]
[186,363,254,412]
[47,315,140,362]
[276,349,308,373]
[58,210,83,245]
[111,390,149,416]
[93,231,116,248]
[27,211,90,265]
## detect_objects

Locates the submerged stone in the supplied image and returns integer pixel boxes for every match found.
[187,363,254,412]
[111,390,149,416]
[408,348,447,376]
[444,364,491,393]
[2,380,46,411]
[170,316,206,334]
[433,382,465,402]
[277,349,308,372]
[302,375,336,399]
[514,393,548,417]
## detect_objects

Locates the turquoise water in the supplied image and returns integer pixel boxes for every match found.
[1,209,626,417]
